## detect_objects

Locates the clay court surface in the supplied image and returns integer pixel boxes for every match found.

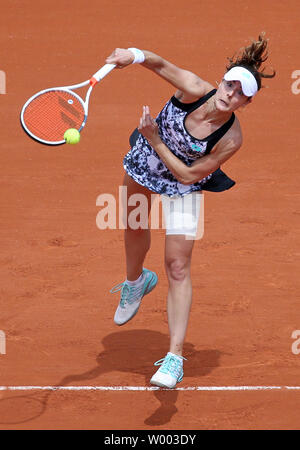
[0,0,300,430]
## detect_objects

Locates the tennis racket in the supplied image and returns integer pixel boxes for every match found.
[20,63,116,145]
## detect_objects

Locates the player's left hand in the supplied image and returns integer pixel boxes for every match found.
[138,105,161,147]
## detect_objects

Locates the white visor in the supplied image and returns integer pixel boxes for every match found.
[224,66,258,97]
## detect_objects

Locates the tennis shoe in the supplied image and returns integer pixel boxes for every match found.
[111,268,158,326]
[150,352,186,389]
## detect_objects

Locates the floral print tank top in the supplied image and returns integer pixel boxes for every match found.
[123,89,235,197]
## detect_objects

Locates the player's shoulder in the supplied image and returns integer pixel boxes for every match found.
[174,80,215,103]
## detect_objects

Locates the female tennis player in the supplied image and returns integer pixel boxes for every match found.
[106,34,275,388]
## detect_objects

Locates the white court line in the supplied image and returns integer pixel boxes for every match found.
[0,386,300,391]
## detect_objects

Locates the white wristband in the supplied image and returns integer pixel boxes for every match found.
[128,48,145,64]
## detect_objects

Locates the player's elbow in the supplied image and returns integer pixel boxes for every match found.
[181,166,215,185]
[178,177,191,185]
[177,161,217,185]
[178,172,206,185]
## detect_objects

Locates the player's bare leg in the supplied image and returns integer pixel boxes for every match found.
[164,234,194,356]
[122,172,153,280]
[112,172,157,326]
[150,234,194,388]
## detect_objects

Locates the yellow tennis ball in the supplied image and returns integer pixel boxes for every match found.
[64,128,80,144]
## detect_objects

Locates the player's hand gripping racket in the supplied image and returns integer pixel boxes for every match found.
[20,63,116,145]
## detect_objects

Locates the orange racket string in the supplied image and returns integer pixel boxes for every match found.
[23,91,85,141]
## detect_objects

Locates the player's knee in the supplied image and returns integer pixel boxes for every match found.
[165,257,189,282]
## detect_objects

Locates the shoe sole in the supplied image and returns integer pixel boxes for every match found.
[150,377,178,389]
[114,271,158,326]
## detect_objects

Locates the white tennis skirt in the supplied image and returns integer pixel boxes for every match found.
[161,191,204,240]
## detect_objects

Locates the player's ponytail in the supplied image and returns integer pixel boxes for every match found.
[226,33,276,91]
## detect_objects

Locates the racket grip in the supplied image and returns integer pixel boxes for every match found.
[90,64,116,85]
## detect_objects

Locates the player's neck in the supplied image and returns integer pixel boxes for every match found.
[204,96,232,124]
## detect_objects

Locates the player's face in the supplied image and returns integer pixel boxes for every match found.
[215,80,251,112]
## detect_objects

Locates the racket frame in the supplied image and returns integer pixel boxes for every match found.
[20,63,115,146]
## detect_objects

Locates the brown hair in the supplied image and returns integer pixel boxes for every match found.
[226,33,276,91]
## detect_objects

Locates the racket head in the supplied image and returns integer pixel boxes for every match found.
[20,88,87,145]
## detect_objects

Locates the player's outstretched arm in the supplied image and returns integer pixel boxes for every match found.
[106,48,211,100]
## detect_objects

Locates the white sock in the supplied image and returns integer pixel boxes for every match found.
[126,271,144,287]
[167,352,184,363]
